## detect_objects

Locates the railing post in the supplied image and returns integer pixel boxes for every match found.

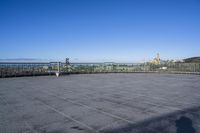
[56,62,60,77]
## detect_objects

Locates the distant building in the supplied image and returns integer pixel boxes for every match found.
[150,53,161,65]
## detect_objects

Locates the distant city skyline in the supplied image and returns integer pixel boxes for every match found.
[0,0,200,62]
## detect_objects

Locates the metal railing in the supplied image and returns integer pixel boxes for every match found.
[0,62,200,78]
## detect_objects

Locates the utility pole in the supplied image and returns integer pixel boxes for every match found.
[65,58,70,74]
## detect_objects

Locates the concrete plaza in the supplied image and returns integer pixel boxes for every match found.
[0,73,200,133]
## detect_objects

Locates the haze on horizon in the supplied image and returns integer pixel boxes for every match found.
[0,0,200,62]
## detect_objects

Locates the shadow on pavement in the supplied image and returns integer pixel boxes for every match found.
[101,106,200,133]
[176,116,195,133]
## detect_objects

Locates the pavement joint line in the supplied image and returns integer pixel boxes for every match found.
[4,84,161,111]
[96,120,124,132]
[26,87,137,126]
[45,83,174,105]
[48,88,171,115]
[42,90,135,125]
[48,85,146,102]
[36,98,99,133]
[63,88,185,112]
[64,97,135,124]
[45,86,174,110]
[24,121,39,133]
[42,89,186,125]
[41,88,160,114]
[16,89,99,133]
[3,76,198,132]
[8,88,97,133]
[0,95,40,133]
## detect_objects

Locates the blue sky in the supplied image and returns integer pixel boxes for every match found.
[0,0,200,62]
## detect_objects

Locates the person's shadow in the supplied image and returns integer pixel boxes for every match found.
[176,116,196,133]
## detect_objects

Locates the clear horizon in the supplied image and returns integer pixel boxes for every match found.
[0,0,200,62]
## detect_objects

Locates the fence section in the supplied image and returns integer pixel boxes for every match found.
[0,62,200,78]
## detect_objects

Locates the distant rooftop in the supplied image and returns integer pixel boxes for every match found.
[184,57,200,63]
